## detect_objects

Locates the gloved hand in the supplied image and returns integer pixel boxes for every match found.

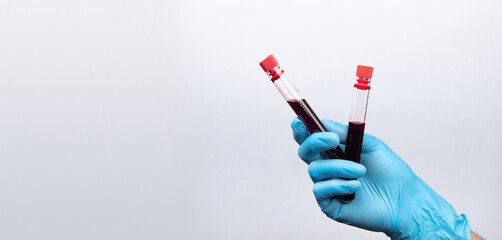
[291,117,471,239]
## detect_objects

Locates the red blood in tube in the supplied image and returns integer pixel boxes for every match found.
[339,121,365,202]
[288,99,343,159]
[345,121,366,163]
[287,99,325,133]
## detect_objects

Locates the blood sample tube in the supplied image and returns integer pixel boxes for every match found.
[259,54,344,159]
[339,65,374,203]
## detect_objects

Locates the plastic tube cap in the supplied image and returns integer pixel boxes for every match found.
[356,65,374,79]
[259,54,279,72]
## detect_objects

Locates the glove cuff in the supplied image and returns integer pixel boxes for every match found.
[387,214,471,240]
[386,178,471,240]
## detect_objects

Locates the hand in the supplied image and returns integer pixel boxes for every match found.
[291,118,471,239]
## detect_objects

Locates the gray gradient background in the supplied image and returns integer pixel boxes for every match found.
[0,0,501,239]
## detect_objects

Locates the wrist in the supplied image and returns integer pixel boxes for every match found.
[386,178,471,240]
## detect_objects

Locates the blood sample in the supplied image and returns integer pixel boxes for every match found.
[339,65,374,203]
[259,54,344,159]
[287,99,324,134]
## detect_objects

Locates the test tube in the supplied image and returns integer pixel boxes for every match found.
[259,54,344,159]
[339,65,374,203]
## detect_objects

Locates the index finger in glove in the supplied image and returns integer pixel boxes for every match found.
[298,132,340,164]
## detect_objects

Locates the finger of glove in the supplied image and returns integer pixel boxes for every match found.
[313,179,362,198]
[313,179,362,212]
[291,117,309,145]
[298,132,340,164]
[308,159,366,183]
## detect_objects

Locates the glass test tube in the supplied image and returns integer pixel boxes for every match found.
[259,54,344,159]
[339,65,374,203]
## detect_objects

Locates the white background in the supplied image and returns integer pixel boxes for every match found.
[0,0,501,239]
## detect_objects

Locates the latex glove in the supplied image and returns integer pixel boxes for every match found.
[291,118,471,239]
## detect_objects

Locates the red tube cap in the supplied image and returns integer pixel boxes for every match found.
[356,65,374,79]
[259,54,279,72]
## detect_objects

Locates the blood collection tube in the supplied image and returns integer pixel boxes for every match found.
[259,54,344,159]
[339,65,374,203]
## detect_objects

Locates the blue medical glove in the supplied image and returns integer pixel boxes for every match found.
[291,118,471,239]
